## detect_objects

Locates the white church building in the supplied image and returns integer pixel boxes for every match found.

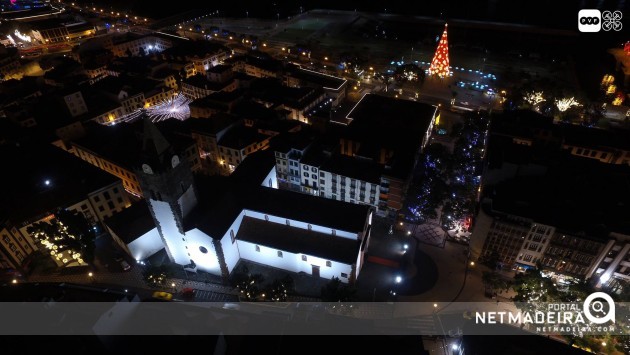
[106,119,373,283]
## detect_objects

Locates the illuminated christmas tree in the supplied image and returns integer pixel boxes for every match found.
[429,23,451,78]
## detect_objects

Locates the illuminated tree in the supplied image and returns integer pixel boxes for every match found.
[428,23,450,78]
[27,209,95,267]
[523,91,545,108]
[236,273,264,301]
[142,265,174,288]
[555,97,581,112]
[264,276,294,302]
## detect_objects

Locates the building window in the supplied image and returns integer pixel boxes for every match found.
[255,245,260,252]
[341,273,348,278]
[117,197,123,204]
[199,246,208,254]
[332,229,336,236]
[113,187,119,194]
[103,191,111,200]
[81,204,88,210]
[320,172,325,178]
[308,224,312,230]
[230,230,235,243]
[277,251,283,258]
[326,261,332,267]
[286,219,290,226]
[107,201,115,210]
[98,206,105,212]
[302,255,307,261]
[94,196,101,203]
[265,215,269,221]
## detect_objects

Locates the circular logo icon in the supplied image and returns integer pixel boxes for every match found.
[583,292,615,324]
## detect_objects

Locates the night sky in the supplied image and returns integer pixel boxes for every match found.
[76,0,628,29]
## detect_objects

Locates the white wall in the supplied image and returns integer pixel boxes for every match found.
[261,166,278,189]
[237,240,353,282]
[178,185,198,217]
[185,228,221,275]
[127,228,164,261]
[243,210,357,240]
[218,210,245,273]
[150,199,189,265]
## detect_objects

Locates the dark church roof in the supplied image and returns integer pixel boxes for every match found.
[236,217,359,264]
[104,202,155,244]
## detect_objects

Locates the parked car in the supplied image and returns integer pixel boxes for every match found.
[120,260,131,271]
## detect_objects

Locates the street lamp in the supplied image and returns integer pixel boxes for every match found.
[395,276,402,284]
[11,279,17,284]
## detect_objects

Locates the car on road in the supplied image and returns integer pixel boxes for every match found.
[152,291,173,301]
[120,260,131,271]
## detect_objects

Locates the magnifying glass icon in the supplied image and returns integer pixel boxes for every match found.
[591,301,604,313]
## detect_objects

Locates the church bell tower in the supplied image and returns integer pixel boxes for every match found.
[136,118,198,267]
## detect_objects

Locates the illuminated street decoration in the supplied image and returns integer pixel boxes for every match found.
[14,30,31,43]
[601,74,615,87]
[523,91,545,107]
[555,97,581,112]
[113,93,191,125]
[146,93,191,121]
[429,23,450,78]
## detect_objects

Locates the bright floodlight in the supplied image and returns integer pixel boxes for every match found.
[403,244,408,250]
[44,179,50,186]
[395,276,402,283]
[452,344,459,350]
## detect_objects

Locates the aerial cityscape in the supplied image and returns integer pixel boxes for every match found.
[0,0,628,353]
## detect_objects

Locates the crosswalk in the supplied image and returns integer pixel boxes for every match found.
[191,289,239,302]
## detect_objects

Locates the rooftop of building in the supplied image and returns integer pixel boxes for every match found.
[285,64,347,90]
[249,78,324,110]
[236,216,359,264]
[104,202,155,245]
[217,125,270,150]
[226,55,283,73]
[207,64,232,74]
[561,124,630,151]
[0,143,119,224]
[186,114,240,135]
[189,89,243,108]
[320,154,382,184]
[269,130,315,154]
[485,157,630,236]
[183,74,234,92]
[185,174,371,240]
[72,118,194,170]
[490,109,560,138]
[161,40,227,59]
[231,100,280,122]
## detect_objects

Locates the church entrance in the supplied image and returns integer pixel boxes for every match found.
[311,265,320,278]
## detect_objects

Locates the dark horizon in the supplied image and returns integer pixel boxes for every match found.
[74,0,628,29]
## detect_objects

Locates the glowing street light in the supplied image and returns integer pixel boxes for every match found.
[12,279,17,284]
[433,303,438,308]
[395,276,402,284]
[88,272,93,277]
